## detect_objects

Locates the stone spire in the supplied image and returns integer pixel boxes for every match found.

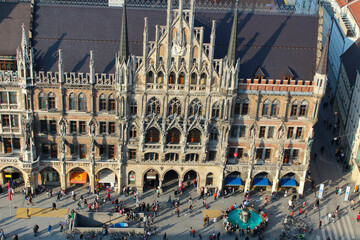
[21,23,28,48]
[316,32,330,75]
[119,1,129,63]
[227,0,238,66]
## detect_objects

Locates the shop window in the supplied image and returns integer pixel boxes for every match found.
[129,149,136,160]
[70,121,77,133]
[109,122,115,134]
[40,120,48,133]
[128,171,136,184]
[79,121,86,134]
[99,122,107,134]
[9,92,17,104]
[109,145,115,159]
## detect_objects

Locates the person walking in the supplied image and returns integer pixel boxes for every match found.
[26,207,30,218]
[192,228,196,238]
[175,207,180,217]
[319,220,322,229]
[12,234,18,240]
[351,199,355,211]
[52,201,57,210]
[48,225,52,237]
[77,201,82,210]
[327,212,332,224]
[33,224,39,236]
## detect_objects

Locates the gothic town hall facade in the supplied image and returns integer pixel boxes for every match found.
[0,0,328,195]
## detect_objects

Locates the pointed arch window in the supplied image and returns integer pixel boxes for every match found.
[241,98,249,115]
[39,92,47,110]
[108,94,116,112]
[212,102,221,118]
[189,99,202,116]
[187,128,201,143]
[130,100,137,115]
[69,92,77,110]
[234,98,241,117]
[147,97,160,115]
[290,100,298,117]
[169,72,176,84]
[129,125,137,139]
[147,71,154,83]
[271,99,279,116]
[167,128,181,144]
[299,100,308,117]
[146,127,160,143]
[48,92,56,110]
[78,93,86,111]
[262,99,270,116]
[99,93,107,111]
[210,128,218,141]
[191,72,197,85]
[178,72,185,84]
[157,72,164,84]
[200,73,207,85]
[168,98,181,115]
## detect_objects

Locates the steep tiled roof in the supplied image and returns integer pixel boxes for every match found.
[29,4,318,80]
[336,0,360,27]
[0,2,31,56]
[340,38,360,86]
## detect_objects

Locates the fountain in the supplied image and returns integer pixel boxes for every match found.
[227,206,262,230]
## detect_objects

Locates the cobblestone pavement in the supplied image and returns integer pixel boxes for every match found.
[1,95,360,240]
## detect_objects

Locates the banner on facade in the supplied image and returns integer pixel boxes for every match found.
[344,186,351,202]
[98,170,116,184]
[318,183,324,199]
[70,172,87,184]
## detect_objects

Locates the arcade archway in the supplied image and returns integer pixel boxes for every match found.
[225,171,243,190]
[143,169,159,191]
[96,168,118,189]
[67,167,89,187]
[38,167,60,186]
[0,166,24,188]
[162,169,179,192]
[253,172,272,189]
[183,170,198,187]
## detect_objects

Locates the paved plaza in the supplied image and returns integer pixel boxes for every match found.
[1,97,360,240]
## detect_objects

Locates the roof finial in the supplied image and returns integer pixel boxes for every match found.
[226,0,238,65]
[119,0,129,63]
[21,23,28,47]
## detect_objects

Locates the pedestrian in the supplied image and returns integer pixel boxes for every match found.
[299,207,303,215]
[163,232,167,240]
[327,212,332,223]
[305,209,308,218]
[28,196,33,205]
[216,232,220,240]
[198,233,203,240]
[52,201,57,210]
[189,204,193,213]
[33,224,39,236]
[77,201,82,210]
[189,227,193,237]
[48,225,52,236]
[351,200,355,210]
[192,228,196,238]
[12,234,18,240]
[319,220,322,229]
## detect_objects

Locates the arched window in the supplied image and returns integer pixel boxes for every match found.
[157,72,164,84]
[168,72,176,84]
[234,98,241,117]
[129,125,137,138]
[48,92,56,110]
[190,72,197,85]
[147,97,160,115]
[271,99,279,116]
[200,73,207,85]
[69,92,77,110]
[178,72,185,84]
[210,128,218,141]
[99,93,107,111]
[147,71,154,83]
[130,100,137,115]
[242,98,249,115]
[168,98,181,115]
[146,127,160,143]
[78,93,86,111]
[108,94,116,112]
[299,100,308,117]
[290,100,298,117]
[165,153,179,161]
[167,128,181,144]
[262,99,270,116]
[212,102,221,118]
[185,153,199,162]
[144,152,159,161]
[189,99,202,116]
[206,172,214,185]
[128,171,135,184]
[187,128,201,143]
[39,92,46,110]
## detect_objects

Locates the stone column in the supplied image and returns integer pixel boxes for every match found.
[89,172,96,193]
[0,171,4,185]
[159,178,163,193]
[61,162,67,191]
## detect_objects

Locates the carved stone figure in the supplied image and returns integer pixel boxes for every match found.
[118,144,123,162]
[60,121,66,136]
[278,126,284,139]
[90,123,96,135]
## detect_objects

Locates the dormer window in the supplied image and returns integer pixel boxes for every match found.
[284,67,295,81]
[254,67,265,80]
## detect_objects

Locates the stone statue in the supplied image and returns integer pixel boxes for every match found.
[118,144,123,162]
[277,126,284,139]
[90,123,96,135]
[60,121,66,136]
[60,137,65,161]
